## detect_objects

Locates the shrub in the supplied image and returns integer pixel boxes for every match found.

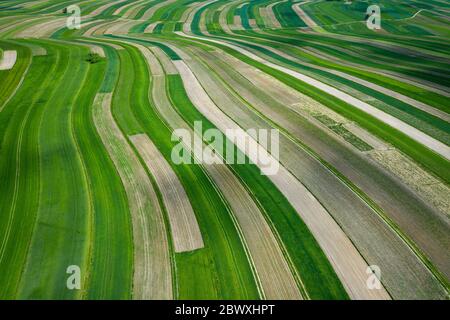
[86,53,102,64]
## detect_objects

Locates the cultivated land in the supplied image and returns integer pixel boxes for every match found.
[0,0,449,300]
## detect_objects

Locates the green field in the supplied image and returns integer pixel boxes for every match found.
[0,0,449,300]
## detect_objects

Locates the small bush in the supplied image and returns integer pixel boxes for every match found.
[86,53,102,64]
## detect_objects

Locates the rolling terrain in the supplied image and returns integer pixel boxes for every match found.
[0,0,449,300]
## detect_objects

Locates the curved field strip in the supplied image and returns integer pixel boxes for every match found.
[171,42,448,299]
[178,31,450,184]
[207,35,450,144]
[92,92,172,300]
[124,37,312,299]
[98,38,260,299]
[265,1,282,29]
[134,84,303,298]
[260,30,450,99]
[292,2,319,30]
[16,41,92,299]
[179,33,450,161]
[0,40,55,298]
[0,49,17,69]
[0,43,31,112]
[295,44,450,106]
[140,45,305,299]
[129,133,204,253]
[2,0,449,301]
[175,32,450,287]
[141,0,177,21]
[14,18,67,38]
[173,58,390,300]
[66,40,133,299]
[272,0,306,29]
[162,65,348,300]
[139,39,346,299]
[185,0,445,284]
[216,29,450,122]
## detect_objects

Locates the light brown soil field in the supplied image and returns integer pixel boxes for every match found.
[144,22,159,33]
[180,2,199,24]
[129,133,204,253]
[0,50,17,70]
[135,44,164,75]
[218,2,233,34]
[149,46,178,75]
[258,7,271,29]
[292,3,318,29]
[0,17,44,37]
[14,18,66,38]
[232,16,244,31]
[248,19,259,31]
[92,93,172,300]
[369,149,450,216]
[82,21,110,37]
[266,2,283,29]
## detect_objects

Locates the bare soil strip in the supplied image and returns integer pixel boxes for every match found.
[266,2,283,29]
[149,46,178,75]
[369,149,450,216]
[104,19,141,35]
[306,62,450,122]
[82,20,109,37]
[258,7,271,29]
[124,1,152,19]
[113,1,141,16]
[292,2,318,29]
[87,44,105,57]
[184,0,220,33]
[177,33,450,161]
[141,0,177,20]
[139,45,164,75]
[151,70,303,299]
[232,16,244,31]
[174,59,390,300]
[130,133,204,253]
[15,18,66,38]
[0,50,17,70]
[92,93,172,300]
[144,22,159,33]
[218,2,234,34]
[186,46,448,299]
[206,162,304,299]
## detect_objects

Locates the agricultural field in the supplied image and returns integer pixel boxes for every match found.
[0,0,449,301]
